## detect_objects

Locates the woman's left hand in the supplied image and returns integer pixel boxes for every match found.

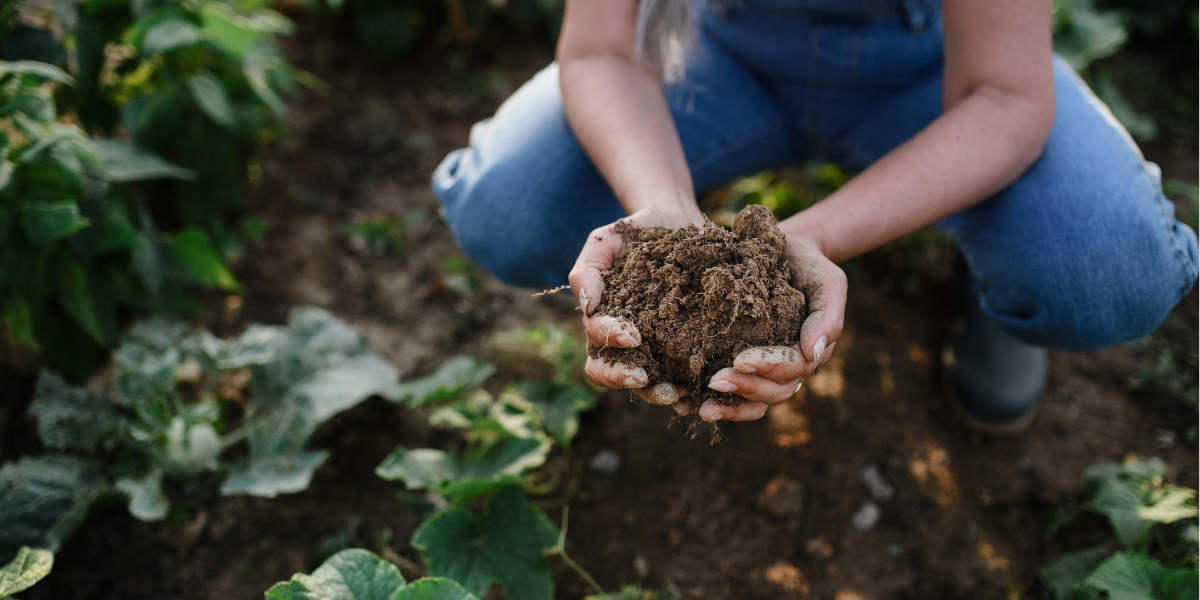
[690,232,847,421]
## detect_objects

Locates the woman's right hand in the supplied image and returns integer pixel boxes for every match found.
[568,207,703,409]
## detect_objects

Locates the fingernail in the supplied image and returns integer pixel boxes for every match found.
[709,379,737,393]
[705,411,723,421]
[735,363,756,373]
[812,334,828,364]
[580,289,590,314]
[616,334,638,348]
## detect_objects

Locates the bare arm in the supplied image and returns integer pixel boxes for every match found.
[780,0,1056,263]
[556,0,704,224]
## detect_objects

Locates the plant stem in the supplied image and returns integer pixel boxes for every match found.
[557,505,604,595]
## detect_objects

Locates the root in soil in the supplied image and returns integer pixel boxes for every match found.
[588,205,807,408]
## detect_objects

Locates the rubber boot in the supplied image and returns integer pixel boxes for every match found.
[942,265,1047,435]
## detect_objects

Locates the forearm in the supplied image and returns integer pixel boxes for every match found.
[779,85,1054,263]
[560,55,704,224]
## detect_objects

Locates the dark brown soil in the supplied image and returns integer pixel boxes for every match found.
[589,206,806,406]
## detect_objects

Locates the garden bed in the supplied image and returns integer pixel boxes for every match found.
[4,9,1198,600]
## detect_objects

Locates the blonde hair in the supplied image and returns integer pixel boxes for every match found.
[634,0,698,81]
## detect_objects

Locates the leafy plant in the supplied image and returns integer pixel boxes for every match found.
[373,326,611,597]
[5,308,400,563]
[0,60,220,379]
[0,546,54,598]
[347,211,425,258]
[265,548,480,600]
[1040,457,1198,600]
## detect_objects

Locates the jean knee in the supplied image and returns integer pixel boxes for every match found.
[985,240,1196,352]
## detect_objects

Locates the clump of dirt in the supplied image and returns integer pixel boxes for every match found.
[589,205,807,407]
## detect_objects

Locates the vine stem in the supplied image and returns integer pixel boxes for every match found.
[556,505,605,595]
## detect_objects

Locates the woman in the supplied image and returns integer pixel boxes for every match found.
[432,0,1198,432]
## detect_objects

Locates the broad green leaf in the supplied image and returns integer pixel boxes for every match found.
[28,371,124,453]
[132,234,163,299]
[1138,485,1198,524]
[1091,479,1151,547]
[0,161,14,193]
[3,297,36,348]
[286,354,399,423]
[393,578,478,600]
[165,226,240,290]
[220,450,329,498]
[430,389,541,440]
[488,325,583,382]
[384,356,495,406]
[185,71,237,130]
[92,138,197,181]
[503,381,596,444]
[413,486,557,600]
[22,201,90,245]
[1083,552,1165,600]
[140,19,203,55]
[1160,568,1200,600]
[199,4,263,56]
[0,546,54,597]
[0,60,74,85]
[1093,73,1156,141]
[219,323,286,368]
[56,256,106,344]
[92,204,140,253]
[244,61,285,117]
[115,470,169,521]
[0,456,105,564]
[376,437,548,502]
[1039,546,1109,600]
[265,548,405,600]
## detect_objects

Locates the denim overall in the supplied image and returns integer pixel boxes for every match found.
[432,0,1199,352]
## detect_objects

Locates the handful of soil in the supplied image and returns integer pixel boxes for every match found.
[588,205,807,408]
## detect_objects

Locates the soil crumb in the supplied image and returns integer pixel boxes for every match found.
[589,205,807,408]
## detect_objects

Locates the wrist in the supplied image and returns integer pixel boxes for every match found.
[778,219,829,259]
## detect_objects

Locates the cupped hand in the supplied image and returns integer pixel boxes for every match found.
[570,213,846,423]
[568,207,701,403]
[699,232,847,422]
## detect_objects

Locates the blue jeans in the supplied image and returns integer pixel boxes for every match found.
[432,0,1198,352]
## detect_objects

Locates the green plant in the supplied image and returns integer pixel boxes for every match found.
[0,59,238,379]
[2,307,401,563]
[0,546,54,598]
[1039,457,1198,600]
[1051,0,1158,140]
[346,211,425,258]
[373,326,610,598]
[265,548,480,599]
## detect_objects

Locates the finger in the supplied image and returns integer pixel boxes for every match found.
[672,398,696,415]
[568,225,623,316]
[632,382,678,405]
[795,257,847,366]
[583,314,641,348]
[698,399,769,422]
[708,367,798,405]
[584,356,649,389]
[733,345,805,382]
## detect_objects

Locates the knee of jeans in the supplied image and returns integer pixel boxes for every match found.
[994,264,1188,353]
[436,166,563,289]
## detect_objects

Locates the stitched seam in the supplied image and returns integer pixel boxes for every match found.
[1154,176,1196,299]
[689,120,792,171]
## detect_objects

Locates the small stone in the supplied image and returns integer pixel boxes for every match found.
[764,562,810,596]
[588,449,621,474]
[851,501,881,531]
[835,591,867,600]
[858,463,895,502]
[633,555,649,579]
[803,537,834,559]
[757,475,805,518]
[1155,429,1177,449]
